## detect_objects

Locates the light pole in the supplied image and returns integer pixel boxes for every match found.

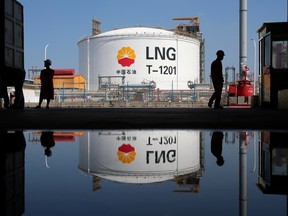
[44,44,49,60]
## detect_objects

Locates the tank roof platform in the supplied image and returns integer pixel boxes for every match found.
[0,107,288,131]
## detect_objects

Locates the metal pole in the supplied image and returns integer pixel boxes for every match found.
[240,0,247,74]
[240,3,247,212]
[171,80,174,102]
[105,83,108,102]
[62,83,64,102]
[251,39,257,95]
[194,80,196,102]
[126,82,129,101]
[239,132,247,216]
[44,44,49,60]
[83,82,86,102]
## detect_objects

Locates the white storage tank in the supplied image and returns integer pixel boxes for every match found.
[78,27,200,90]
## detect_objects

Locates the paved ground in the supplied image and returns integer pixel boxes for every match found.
[0,107,288,131]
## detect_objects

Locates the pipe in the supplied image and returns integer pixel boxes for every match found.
[240,132,247,216]
[240,0,247,74]
[251,39,257,94]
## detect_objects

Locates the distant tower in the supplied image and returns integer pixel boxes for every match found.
[92,18,101,36]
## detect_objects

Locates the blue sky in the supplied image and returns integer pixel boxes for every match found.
[20,0,287,82]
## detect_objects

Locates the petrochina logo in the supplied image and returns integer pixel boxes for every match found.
[117,47,136,67]
[117,144,136,164]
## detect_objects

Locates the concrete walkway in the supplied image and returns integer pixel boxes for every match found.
[0,107,287,131]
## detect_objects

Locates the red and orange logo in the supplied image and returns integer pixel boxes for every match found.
[117,47,136,67]
[117,144,136,164]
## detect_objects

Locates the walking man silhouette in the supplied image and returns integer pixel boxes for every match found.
[208,50,225,109]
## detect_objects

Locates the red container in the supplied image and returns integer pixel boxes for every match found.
[54,69,75,76]
[237,84,253,96]
[229,84,237,95]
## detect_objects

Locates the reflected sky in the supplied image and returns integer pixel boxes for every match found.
[1,129,287,216]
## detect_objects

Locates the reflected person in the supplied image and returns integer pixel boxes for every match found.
[40,131,55,157]
[211,131,224,166]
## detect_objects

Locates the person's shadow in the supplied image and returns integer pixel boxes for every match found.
[211,131,224,166]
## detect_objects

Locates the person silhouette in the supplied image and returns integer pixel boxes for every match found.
[208,50,225,109]
[211,131,224,166]
[35,59,55,109]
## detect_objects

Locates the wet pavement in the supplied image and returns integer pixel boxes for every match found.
[0,107,288,130]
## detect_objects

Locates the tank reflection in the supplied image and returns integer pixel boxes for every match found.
[78,130,204,192]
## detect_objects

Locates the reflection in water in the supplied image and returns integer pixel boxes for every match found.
[210,131,224,166]
[78,130,204,192]
[239,132,248,216]
[0,130,26,216]
[40,131,55,158]
[257,131,288,216]
[40,131,55,168]
[29,131,85,168]
[258,131,288,194]
[1,130,288,215]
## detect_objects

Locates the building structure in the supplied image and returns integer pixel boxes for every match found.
[33,69,86,90]
[0,0,25,109]
[257,22,288,108]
